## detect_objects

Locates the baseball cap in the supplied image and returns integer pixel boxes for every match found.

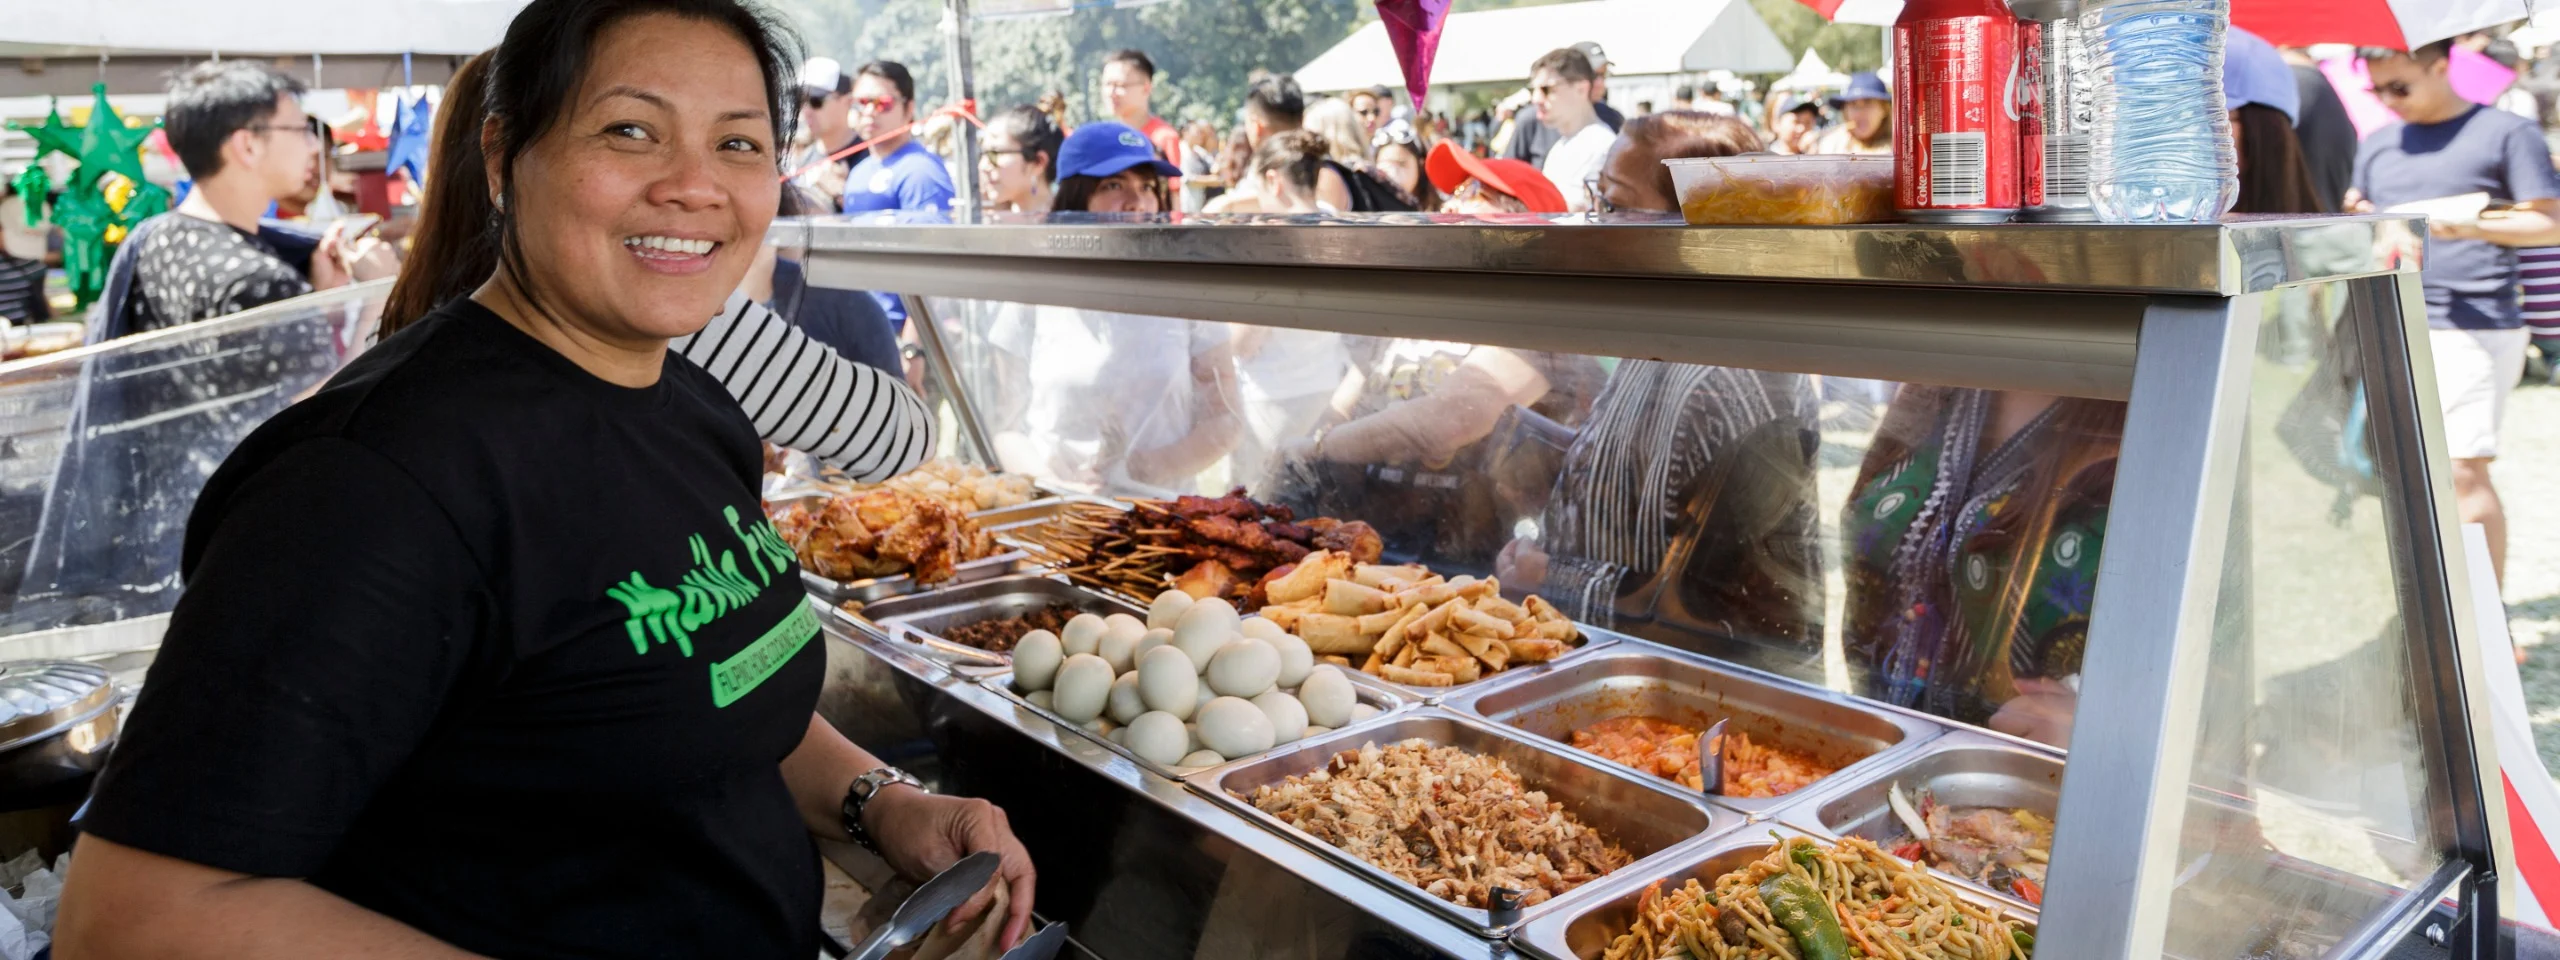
[2223,26,2299,123]
[1829,72,1891,107]
[1571,41,1610,72]
[1425,140,1568,213]
[1778,95,1823,116]
[1056,121,1183,181]
[799,57,851,98]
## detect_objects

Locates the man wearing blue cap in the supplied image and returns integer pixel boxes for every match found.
[1817,72,1892,155]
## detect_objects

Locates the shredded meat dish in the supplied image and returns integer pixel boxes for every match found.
[769,489,998,584]
[1884,790,2053,903]
[938,604,1080,653]
[1245,740,1632,909]
[1569,716,1834,798]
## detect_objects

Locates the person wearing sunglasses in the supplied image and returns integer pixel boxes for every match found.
[1526,47,1615,213]
[839,59,956,331]
[978,105,1062,215]
[2344,38,2560,590]
[787,57,861,207]
[1370,123,1438,211]
[1350,85,1393,140]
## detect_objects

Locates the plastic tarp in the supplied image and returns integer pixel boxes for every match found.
[1,0,527,57]
[1294,0,1794,93]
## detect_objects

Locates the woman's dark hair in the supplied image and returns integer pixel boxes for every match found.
[1373,135,1439,211]
[164,61,308,179]
[388,0,799,338]
[1251,129,1327,194]
[989,104,1063,182]
[1614,110,1761,211]
[2231,103,2328,215]
[1053,170,1171,213]
[382,53,492,336]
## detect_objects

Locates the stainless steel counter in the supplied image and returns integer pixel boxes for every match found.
[779,213,2409,296]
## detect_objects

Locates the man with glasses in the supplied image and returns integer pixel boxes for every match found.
[839,59,957,331]
[790,57,862,208]
[1505,41,1624,170]
[122,61,390,335]
[2346,39,2560,587]
[1101,49,1181,167]
[1527,47,1615,213]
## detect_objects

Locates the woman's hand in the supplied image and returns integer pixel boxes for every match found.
[1987,677,2077,749]
[861,787,1038,949]
[1494,537,1548,593]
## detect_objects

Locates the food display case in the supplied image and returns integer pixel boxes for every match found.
[0,213,2504,960]
[785,213,2505,960]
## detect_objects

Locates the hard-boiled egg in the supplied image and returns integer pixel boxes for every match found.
[1147,589,1196,631]
[1238,617,1287,642]
[1097,627,1142,675]
[1025,689,1053,711]
[1271,633,1315,688]
[1012,630,1064,692]
[1061,614,1108,657]
[1051,654,1114,723]
[1104,613,1146,638]
[1107,671,1148,724]
[1126,711,1189,766]
[1178,749,1226,769]
[1299,665,1356,728]
[1171,603,1234,672]
[1207,638,1280,699]
[1196,696,1276,759]
[1134,628,1174,662]
[1138,645,1202,720]
[1251,690,1309,744]
[1350,703,1379,722]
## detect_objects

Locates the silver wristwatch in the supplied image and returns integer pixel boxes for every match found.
[841,766,925,851]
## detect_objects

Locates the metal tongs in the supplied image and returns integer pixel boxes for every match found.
[1697,718,1730,799]
[830,850,1004,960]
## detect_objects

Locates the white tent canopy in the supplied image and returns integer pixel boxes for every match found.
[1294,0,1794,94]
[1769,49,1849,92]
[3,0,527,58]
[0,0,523,95]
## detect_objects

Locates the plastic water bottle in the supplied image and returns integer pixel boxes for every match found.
[2084,0,2238,223]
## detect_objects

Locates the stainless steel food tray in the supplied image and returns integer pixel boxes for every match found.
[975,664,1411,783]
[1184,707,1722,938]
[1446,645,1939,816]
[796,551,1043,607]
[1781,733,2061,913]
[1508,824,2040,960]
[860,574,1144,672]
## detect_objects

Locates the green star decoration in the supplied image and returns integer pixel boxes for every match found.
[5,99,81,164]
[71,84,154,191]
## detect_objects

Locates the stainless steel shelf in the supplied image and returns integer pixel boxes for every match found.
[777,212,2416,296]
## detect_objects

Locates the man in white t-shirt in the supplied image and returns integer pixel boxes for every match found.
[1528,47,1615,213]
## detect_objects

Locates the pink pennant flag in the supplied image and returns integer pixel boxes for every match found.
[1375,0,1451,114]
[2449,44,2518,107]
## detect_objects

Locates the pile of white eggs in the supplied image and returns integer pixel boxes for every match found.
[1010,590,1379,769]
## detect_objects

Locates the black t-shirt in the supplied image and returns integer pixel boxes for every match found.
[126,213,312,333]
[80,299,827,959]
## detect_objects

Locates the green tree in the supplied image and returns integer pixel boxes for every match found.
[773,0,1363,130]
[1746,0,1883,74]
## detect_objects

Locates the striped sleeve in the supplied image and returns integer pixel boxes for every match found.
[674,293,933,482]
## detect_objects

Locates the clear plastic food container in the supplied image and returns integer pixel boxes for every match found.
[1666,154,1896,225]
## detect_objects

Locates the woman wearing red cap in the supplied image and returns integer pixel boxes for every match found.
[1426,140,1569,214]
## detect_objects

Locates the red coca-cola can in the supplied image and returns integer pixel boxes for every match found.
[1894,0,2026,223]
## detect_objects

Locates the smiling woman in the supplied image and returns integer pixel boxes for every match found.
[52,2,1037,959]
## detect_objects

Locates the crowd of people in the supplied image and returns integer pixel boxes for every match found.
[15,5,2560,956]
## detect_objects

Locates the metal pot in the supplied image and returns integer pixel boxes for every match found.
[0,661,120,798]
